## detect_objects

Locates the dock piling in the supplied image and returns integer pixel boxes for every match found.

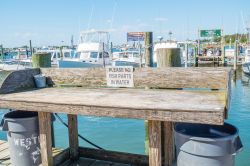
[0,45,3,59]
[29,40,33,56]
[68,114,79,161]
[234,41,238,71]
[144,32,153,67]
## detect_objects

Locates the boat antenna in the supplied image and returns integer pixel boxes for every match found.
[109,0,117,31]
[87,1,94,31]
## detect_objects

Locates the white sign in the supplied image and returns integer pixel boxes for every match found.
[106,66,134,88]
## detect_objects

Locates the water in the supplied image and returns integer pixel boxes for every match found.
[0,68,250,165]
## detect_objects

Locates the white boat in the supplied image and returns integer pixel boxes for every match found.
[242,47,250,75]
[36,48,76,66]
[112,50,144,67]
[58,30,110,68]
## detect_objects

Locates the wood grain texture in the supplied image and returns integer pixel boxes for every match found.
[38,112,53,166]
[156,48,181,67]
[40,67,231,89]
[0,88,226,124]
[78,147,148,165]
[163,122,173,166]
[0,69,40,94]
[68,114,79,161]
[148,120,161,166]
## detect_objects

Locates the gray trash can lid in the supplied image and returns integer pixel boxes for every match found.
[0,111,39,132]
[174,123,243,156]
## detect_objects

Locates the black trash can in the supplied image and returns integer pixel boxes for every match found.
[0,111,41,166]
[174,123,243,166]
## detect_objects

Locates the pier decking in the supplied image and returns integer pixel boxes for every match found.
[0,140,133,166]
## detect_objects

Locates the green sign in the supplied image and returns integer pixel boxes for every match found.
[200,29,221,38]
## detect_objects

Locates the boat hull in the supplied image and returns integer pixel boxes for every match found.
[58,60,103,68]
[242,62,250,75]
[112,61,140,68]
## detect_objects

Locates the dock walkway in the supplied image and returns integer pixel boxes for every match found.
[0,140,130,166]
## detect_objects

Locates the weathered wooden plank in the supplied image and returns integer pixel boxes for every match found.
[148,120,161,166]
[78,147,148,166]
[0,88,226,124]
[38,112,53,166]
[156,48,181,67]
[225,69,232,119]
[54,148,70,166]
[162,122,173,166]
[41,67,231,89]
[0,69,40,94]
[67,114,79,161]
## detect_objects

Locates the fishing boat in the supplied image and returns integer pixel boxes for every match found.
[242,47,250,75]
[36,47,76,66]
[58,30,111,68]
[112,50,144,67]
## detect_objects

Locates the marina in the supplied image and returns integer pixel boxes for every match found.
[1,1,250,166]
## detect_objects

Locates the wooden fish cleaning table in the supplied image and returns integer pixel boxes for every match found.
[0,68,231,166]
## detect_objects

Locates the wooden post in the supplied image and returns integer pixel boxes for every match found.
[185,42,188,68]
[32,53,53,148]
[234,41,238,71]
[110,42,113,59]
[144,32,153,67]
[156,48,180,166]
[32,53,51,68]
[60,46,63,60]
[221,31,225,66]
[194,46,198,67]
[156,48,181,67]
[148,120,161,166]
[38,112,53,166]
[163,122,173,166]
[29,40,33,56]
[68,114,79,161]
[102,42,105,68]
[0,45,3,60]
[145,120,149,155]
[198,29,200,56]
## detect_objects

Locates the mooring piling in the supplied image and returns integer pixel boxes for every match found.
[144,32,153,67]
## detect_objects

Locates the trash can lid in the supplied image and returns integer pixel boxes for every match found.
[174,123,243,156]
[174,123,238,139]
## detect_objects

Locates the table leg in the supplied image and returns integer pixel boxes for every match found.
[38,112,53,166]
[148,120,161,166]
[68,114,79,160]
[163,122,174,166]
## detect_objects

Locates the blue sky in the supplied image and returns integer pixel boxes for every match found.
[1,0,250,47]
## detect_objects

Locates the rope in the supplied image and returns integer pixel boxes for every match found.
[54,113,104,150]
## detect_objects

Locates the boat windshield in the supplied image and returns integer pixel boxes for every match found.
[90,52,98,59]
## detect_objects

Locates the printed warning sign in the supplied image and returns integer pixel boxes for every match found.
[106,66,134,88]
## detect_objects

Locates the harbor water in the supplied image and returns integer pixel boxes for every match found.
[0,68,249,166]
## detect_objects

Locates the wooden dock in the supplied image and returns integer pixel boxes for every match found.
[0,68,231,166]
[0,140,133,166]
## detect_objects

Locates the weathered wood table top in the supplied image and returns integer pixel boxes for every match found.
[0,87,226,124]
